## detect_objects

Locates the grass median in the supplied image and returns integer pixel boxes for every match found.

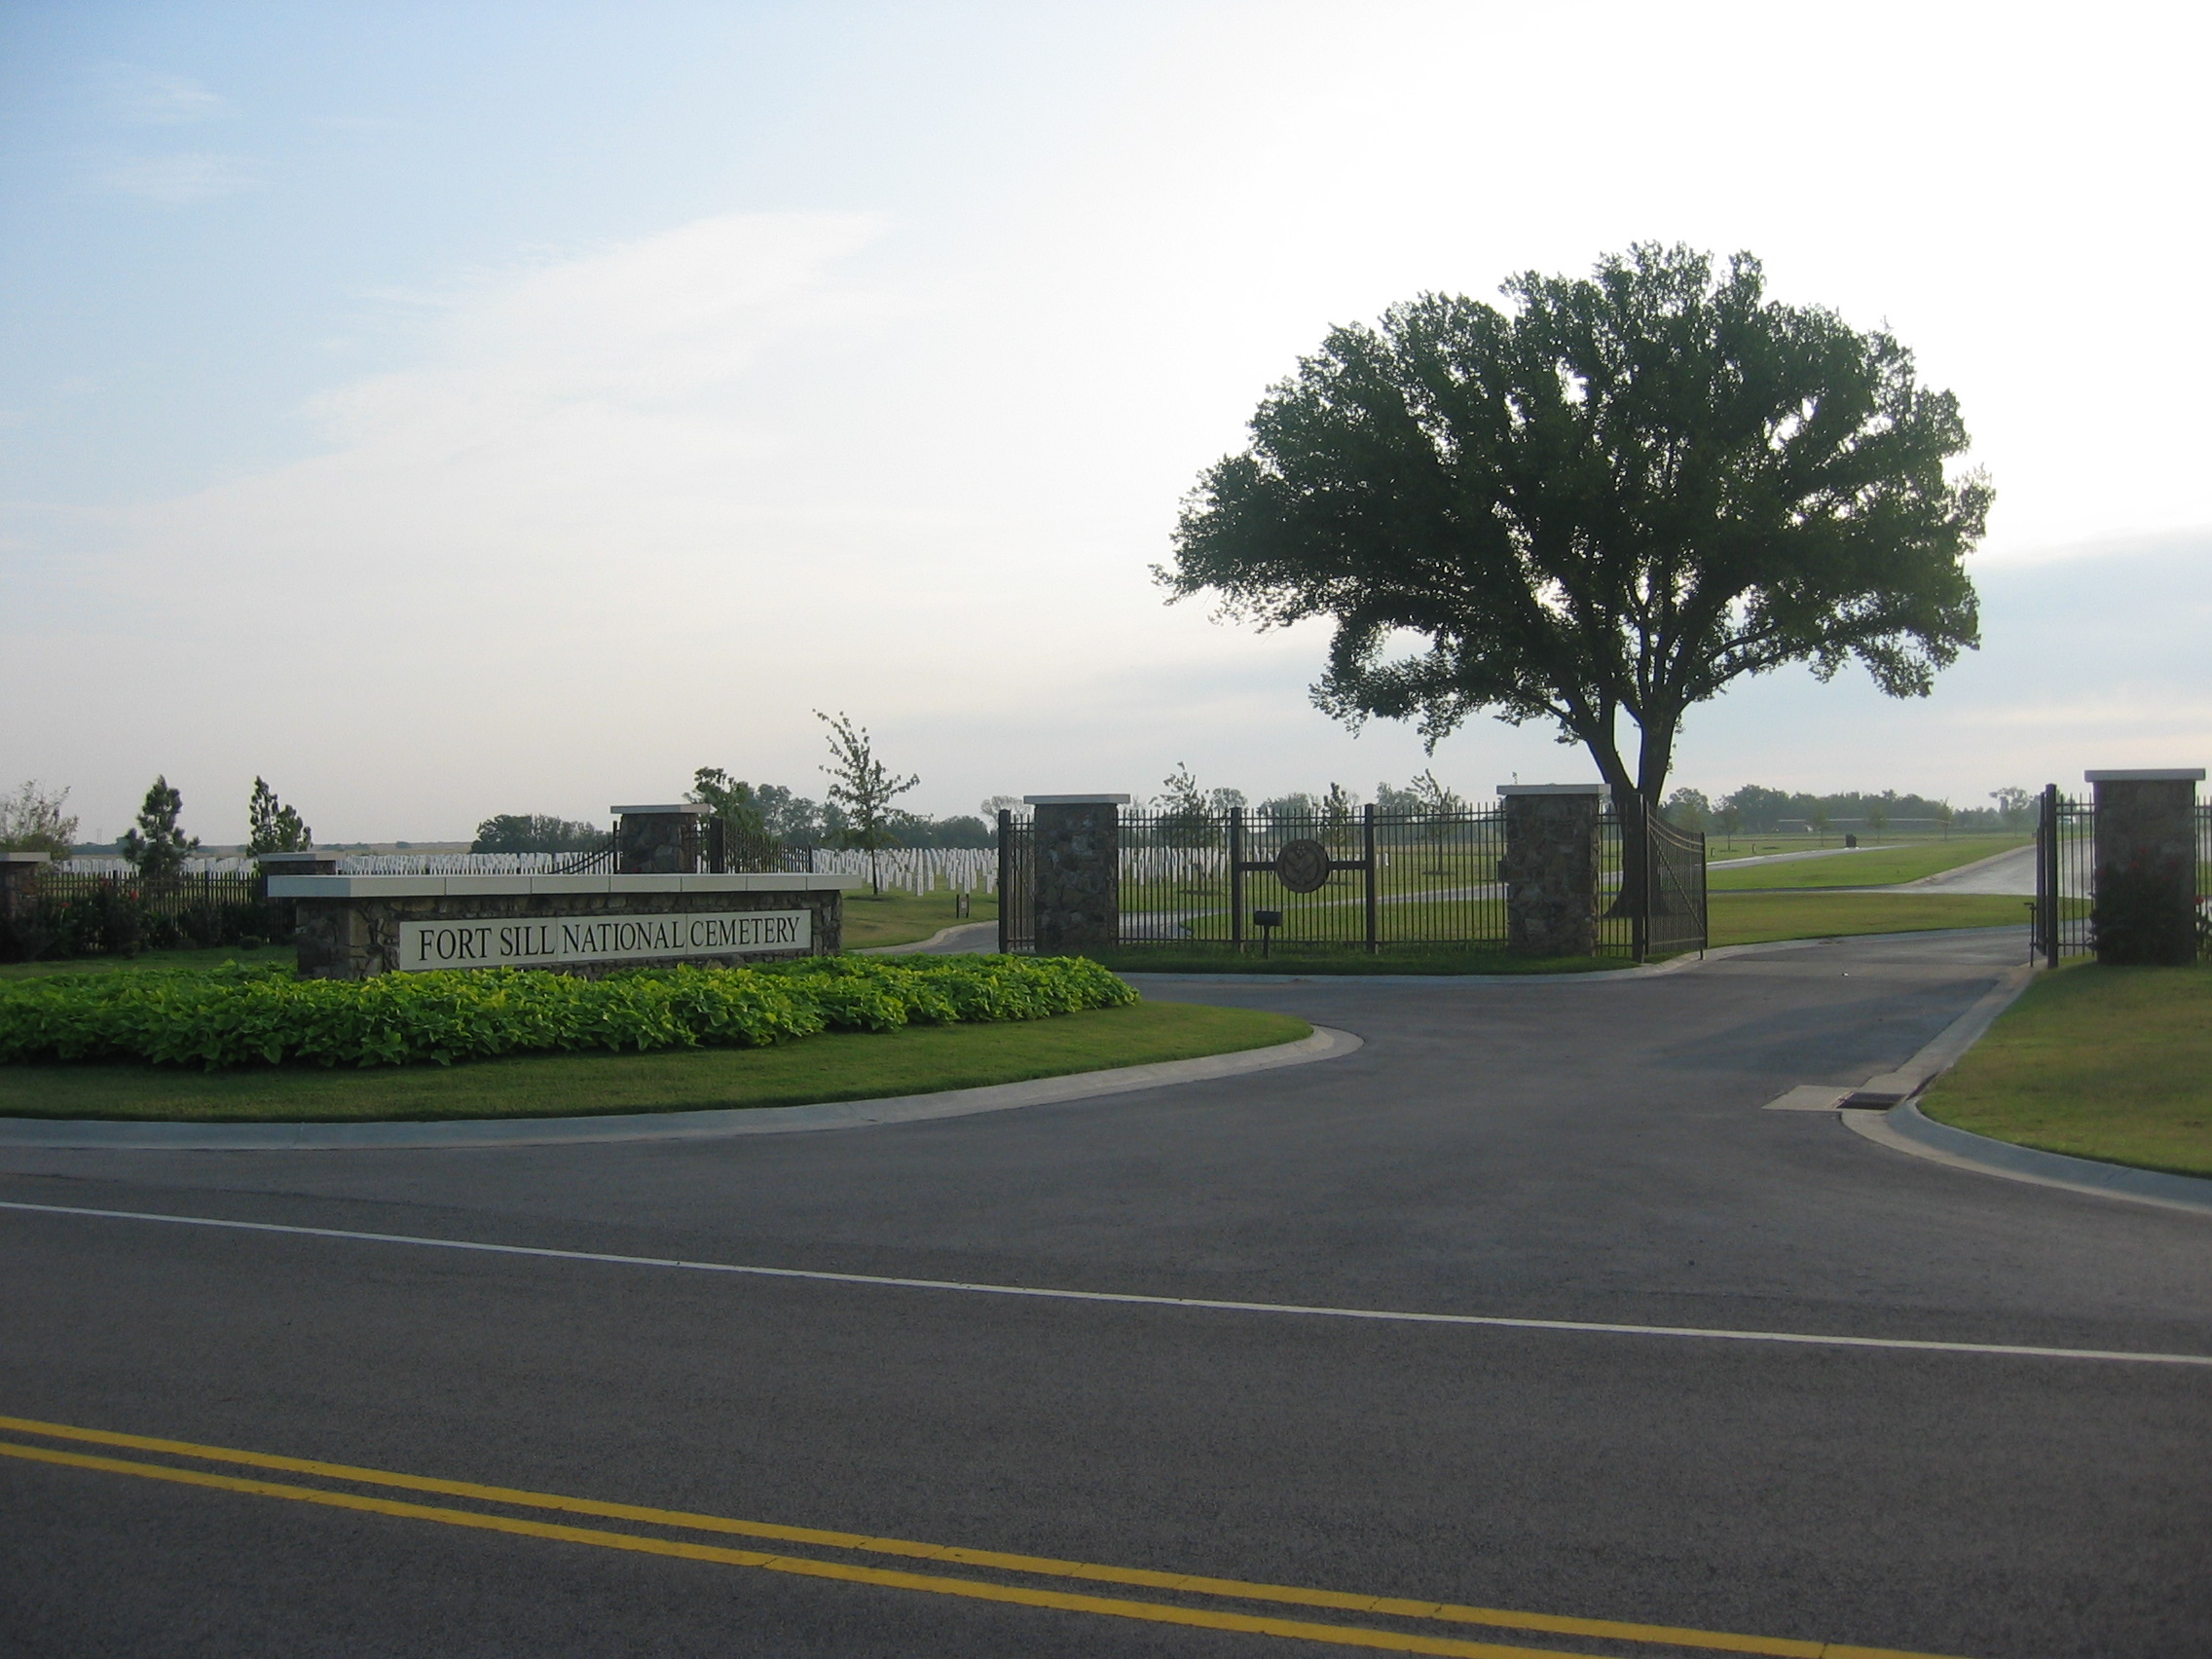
[1707,891,2034,946]
[842,890,997,949]
[0,999,1309,1124]
[1917,962,2211,1178]
[1706,835,2028,891]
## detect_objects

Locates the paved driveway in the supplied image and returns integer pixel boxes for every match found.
[2,929,2205,1658]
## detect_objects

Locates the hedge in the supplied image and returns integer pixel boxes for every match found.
[0,954,1138,1072]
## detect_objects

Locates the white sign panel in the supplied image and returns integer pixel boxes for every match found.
[396,911,810,972]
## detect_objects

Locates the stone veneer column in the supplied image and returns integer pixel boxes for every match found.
[0,851,49,952]
[613,804,711,874]
[2086,767,2204,966]
[1499,784,1605,957]
[256,850,341,946]
[1025,794,1127,955]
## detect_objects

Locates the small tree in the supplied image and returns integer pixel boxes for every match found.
[1320,783,1360,858]
[246,777,313,854]
[1403,768,1465,872]
[1714,800,1743,848]
[817,711,919,896]
[1865,796,1890,838]
[119,776,199,882]
[1936,801,1955,840]
[0,780,79,856]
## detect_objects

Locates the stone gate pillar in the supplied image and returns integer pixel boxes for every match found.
[256,850,341,944]
[2086,767,2204,966]
[1024,794,1126,955]
[1499,784,1604,957]
[613,804,711,874]
[0,852,48,954]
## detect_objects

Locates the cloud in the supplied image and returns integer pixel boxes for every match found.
[96,65,232,124]
[98,153,259,204]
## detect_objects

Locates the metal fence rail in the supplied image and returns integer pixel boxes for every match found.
[2034,787,2097,964]
[1620,799,1710,960]
[10,868,276,961]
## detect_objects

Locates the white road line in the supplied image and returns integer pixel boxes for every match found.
[5,1198,2208,1368]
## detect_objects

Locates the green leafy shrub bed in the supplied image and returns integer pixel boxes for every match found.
[0,954,1138,1072]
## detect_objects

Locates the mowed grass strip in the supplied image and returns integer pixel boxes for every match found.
[0,1001,1309,1124]
[0,944,297,982]
[1705,835,2028,891]
[1707,891,2032,946]
[1918,963,2212,1179]
[841,891,997,949]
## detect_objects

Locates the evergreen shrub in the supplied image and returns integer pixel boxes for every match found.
[0,954,1137,1071]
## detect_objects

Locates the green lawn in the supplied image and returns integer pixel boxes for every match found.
[1706,835,2029,891]
[1707,891,2035,947]
[0,999,1307,1124]
[842,890,997,949]
[0,943,296,981]
[1918,962,2212,1178]
[1083,943,1618,976]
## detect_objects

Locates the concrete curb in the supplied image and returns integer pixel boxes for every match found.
[0,1026,1362,1152]
[1845,1100,2212,1218]
[1840,963,2039,1106]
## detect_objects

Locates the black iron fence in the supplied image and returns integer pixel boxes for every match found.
[997,801,1704,961]
[1619,798,1710,961]
[2034,789,2212,965]
[2,868,278,962]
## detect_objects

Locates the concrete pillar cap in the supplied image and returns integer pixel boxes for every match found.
[609,803,712,815]
[0,851,53,864]
[1496,783,1607,796]
[1022,794,1130,804]
[2083,768,2203,782]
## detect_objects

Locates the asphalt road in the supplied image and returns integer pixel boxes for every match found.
[2,929,2207,1658]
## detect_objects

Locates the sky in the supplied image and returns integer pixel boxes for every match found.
[2,0,2208,843]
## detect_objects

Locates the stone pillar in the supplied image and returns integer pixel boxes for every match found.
[0,851,49,958]
[2086,767,2204,966]
[612,804,710,874]
[256,850,340,947]
[1499,784,1604,957]
[1025,794,1127,955]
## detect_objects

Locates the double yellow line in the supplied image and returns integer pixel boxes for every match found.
[0,1414,1965,1659]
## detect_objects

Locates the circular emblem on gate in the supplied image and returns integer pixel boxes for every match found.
[1272,838,1332,894]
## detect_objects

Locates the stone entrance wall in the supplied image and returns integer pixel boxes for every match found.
[2086,767,2204,966]
[276,873,852,979]
[1028,795,1125,954]
[1500,785,1604,957]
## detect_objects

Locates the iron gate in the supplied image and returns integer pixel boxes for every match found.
[997,801,1705,961]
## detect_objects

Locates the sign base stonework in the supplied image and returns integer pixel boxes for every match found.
[271,872,857,980]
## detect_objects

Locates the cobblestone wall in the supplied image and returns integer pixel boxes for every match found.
[1502,791,1602,957]
[1033,800,1120,954]
[295,887,843,979]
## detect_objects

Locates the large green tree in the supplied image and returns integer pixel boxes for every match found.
[1161,244,1992,820]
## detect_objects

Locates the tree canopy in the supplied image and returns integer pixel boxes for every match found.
[1161,244,1992,814]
